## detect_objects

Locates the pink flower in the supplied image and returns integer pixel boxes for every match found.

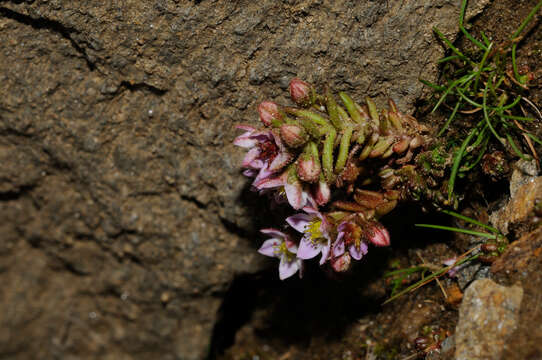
[234,125,293,185]
[332,221,368,261]
[286,201,331,265]
[258,229,303,280]
[254,170,312,210]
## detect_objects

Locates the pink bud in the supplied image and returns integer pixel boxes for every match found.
[368,222,391,247]
[331,252,351,272]
[297,155,321,183]
[289,78,312,107]
[258,101,282,127]
[280,124,307,148]
[314,180,330,206]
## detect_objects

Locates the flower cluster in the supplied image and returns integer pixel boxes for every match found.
[235,78,442,279]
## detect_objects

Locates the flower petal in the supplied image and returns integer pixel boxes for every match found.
[242,148,263,168]
[349,243,368,260]
[285,240,298,254]
[319,238,331,265]
[236,125,257,132]
[243,169,258,177]
[284,182,304,210]
[268,150,293,172]
[258,239,281,258]
[253,171,285,190]
[286,213,312,233]
[233,131,258,147]
[260,228,287,239]
[333,233,345,257]
[279,255,300,280]
[297,237,321,260]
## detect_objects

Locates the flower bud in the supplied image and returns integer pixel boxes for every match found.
[280,124,307,148]
[297,154,321,183]
[258,101,282,127]
[289,78,312,107]
[367,222,390,247]
[314,180,330,206]
[331,252,351,272]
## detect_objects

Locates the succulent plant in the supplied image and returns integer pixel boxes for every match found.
[235,78,452,279]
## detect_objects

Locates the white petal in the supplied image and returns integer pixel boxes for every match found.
[279,255,300,280]
[286,213,312,233]
[297,237,321,260]
[260,228,287,239]
[258,239,281,258]
[319,239,331,265]
[284,182,304,210]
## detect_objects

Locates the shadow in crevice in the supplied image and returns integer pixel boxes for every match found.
[209,203,454,359]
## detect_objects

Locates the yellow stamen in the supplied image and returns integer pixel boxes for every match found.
[306,219,323,241]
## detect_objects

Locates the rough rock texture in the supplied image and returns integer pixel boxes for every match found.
[490,161,541,237]
[0,0,490,358]
[454,279,523,360]
[492,227,542,360]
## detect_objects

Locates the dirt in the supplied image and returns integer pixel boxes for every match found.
[0,0,540,359]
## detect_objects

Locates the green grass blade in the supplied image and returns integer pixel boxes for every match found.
[433,27,473,64]
[480,31,491,46]
[500,114,534,122]
[448,125,480,200]
[511,0,542,39]
[474,43,493,92]
[456,87,484,108]
[527,133,542,145]
[482,81,504,143]
[420,79,446,91]
[432,73,476,113]
[441,209,500,234]
[438,55,461,64]
[415,224,497,238]
[461,136,489,172]
[505,133,528,160]
[437,100,462,137]
[383,253,480,304]
[459,0,488,50]
[501,96,522,110]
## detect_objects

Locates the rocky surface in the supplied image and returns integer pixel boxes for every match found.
[0,0,491,359]
[492,226,542,360]
[490,161,541,237]
[454,279,523,360]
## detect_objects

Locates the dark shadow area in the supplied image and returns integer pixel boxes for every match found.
[208,202,457,359]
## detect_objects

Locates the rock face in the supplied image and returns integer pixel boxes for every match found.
[492,227,542,360]
[0,0,489,358]
[454,279,523,360]
[490,162,541,237]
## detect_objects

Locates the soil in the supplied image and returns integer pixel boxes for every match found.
[0,0,540,359]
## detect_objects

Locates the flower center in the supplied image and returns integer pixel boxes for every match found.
[277,242,296,261]
[258,140,278,162]
[343,222,362,249]
[306,219,324,242]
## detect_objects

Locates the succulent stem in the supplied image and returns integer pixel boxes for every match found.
[335,126,354,174]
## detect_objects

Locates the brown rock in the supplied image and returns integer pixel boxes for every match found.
[0,0,490,358]
[455,279,523,360]
[490,175,542,237]
[492,227,542,360]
